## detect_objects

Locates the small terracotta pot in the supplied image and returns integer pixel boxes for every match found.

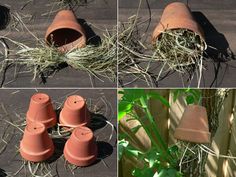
[59,95,90,128]
[174,105,211,143]
[152,2,205,44]
[45,10,86,52]
[20,122,54,162]
[64,126,97,166]
[26,93,57,129]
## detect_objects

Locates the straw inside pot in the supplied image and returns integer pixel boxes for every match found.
[154,28,206,72]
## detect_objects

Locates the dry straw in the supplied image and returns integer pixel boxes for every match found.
[118,0,208,87]
[0,13,116,84]
[118,14,207,87]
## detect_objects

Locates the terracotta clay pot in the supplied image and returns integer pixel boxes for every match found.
[152,2,205,44]
[20,122,54,162]
[26,93,57,129]
[174,105,211,143]
[59,95,90,128]
[45,10,86,52]
[64,126,97,166]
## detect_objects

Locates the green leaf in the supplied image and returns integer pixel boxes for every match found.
[186,95,195,105]
[157,168,182,177]
[153,172,158,177]
[148,91,170,107]
[126,148,142,158]
[133,168,154,177]
[189,89,201,103]
[126,118,136,122]
[145,149,160,168]
[118,100,132,121]
[172,89,180,102]
[119,139,143,160]
[131,125,142,134]
[168,145,178,154]
[118,139,129,160]
[123,89,145,102]
[118,90,124,95]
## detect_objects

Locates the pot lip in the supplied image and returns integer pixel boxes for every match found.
[185,104,206,110]
[65,144,97,161]
[59,109,90,128]
[64,140,97,166]
[58,38,86,52]
[20,142,54,156]
[59,114,88,128]
[174,128,210,143]
[26,115,57,128]
[45,22,86,43]
[20,143,54,162]
[152,26,206,50]
[175,127,210,135]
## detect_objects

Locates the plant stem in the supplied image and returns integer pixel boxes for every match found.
[131,112,171,163]
[139,96,176,164]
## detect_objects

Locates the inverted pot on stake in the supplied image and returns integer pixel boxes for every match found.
[59,95,90,128]
[152,2,206,72]
[174,105,211,143]
[20,122,54,162]
[26,93,57,129]
[45,10,86,52]
[64,126,97,166]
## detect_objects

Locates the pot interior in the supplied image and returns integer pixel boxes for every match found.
[47,28,82,47]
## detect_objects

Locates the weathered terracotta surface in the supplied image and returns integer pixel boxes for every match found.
[59,95,90,128]
[64,126,97,166]
[45,10,86,52]
[174,105,211,143]
[26,93,57,128]
[152,2,205,44]
[20,122,54,162]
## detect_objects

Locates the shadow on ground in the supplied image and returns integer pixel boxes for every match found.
[0,168,7,177]
[193,11,235,87]
[0,5,10,30]
[193,11,235,62]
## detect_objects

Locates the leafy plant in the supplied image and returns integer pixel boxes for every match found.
[172,89,202,105]
[118,89,182,177]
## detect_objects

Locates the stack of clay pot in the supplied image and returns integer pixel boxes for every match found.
[60,95,97,166]
[20,93,97,167]
[45,10,86,53]
[152,2,206,49]
[174,105,211,143]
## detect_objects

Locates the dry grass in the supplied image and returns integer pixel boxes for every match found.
[0,12,117,84]
[153,29,206,73]
[118,14,207,87]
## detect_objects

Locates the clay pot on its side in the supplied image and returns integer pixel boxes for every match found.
[45,10,86,52]
[174,105,211,143]
[26,93,57,129]
[20,122,54,162]
[152,2,205,46]
[64,126,97,166]
[59,95,90,128]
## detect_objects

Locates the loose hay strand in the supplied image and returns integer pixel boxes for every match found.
[0,12,117,84]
